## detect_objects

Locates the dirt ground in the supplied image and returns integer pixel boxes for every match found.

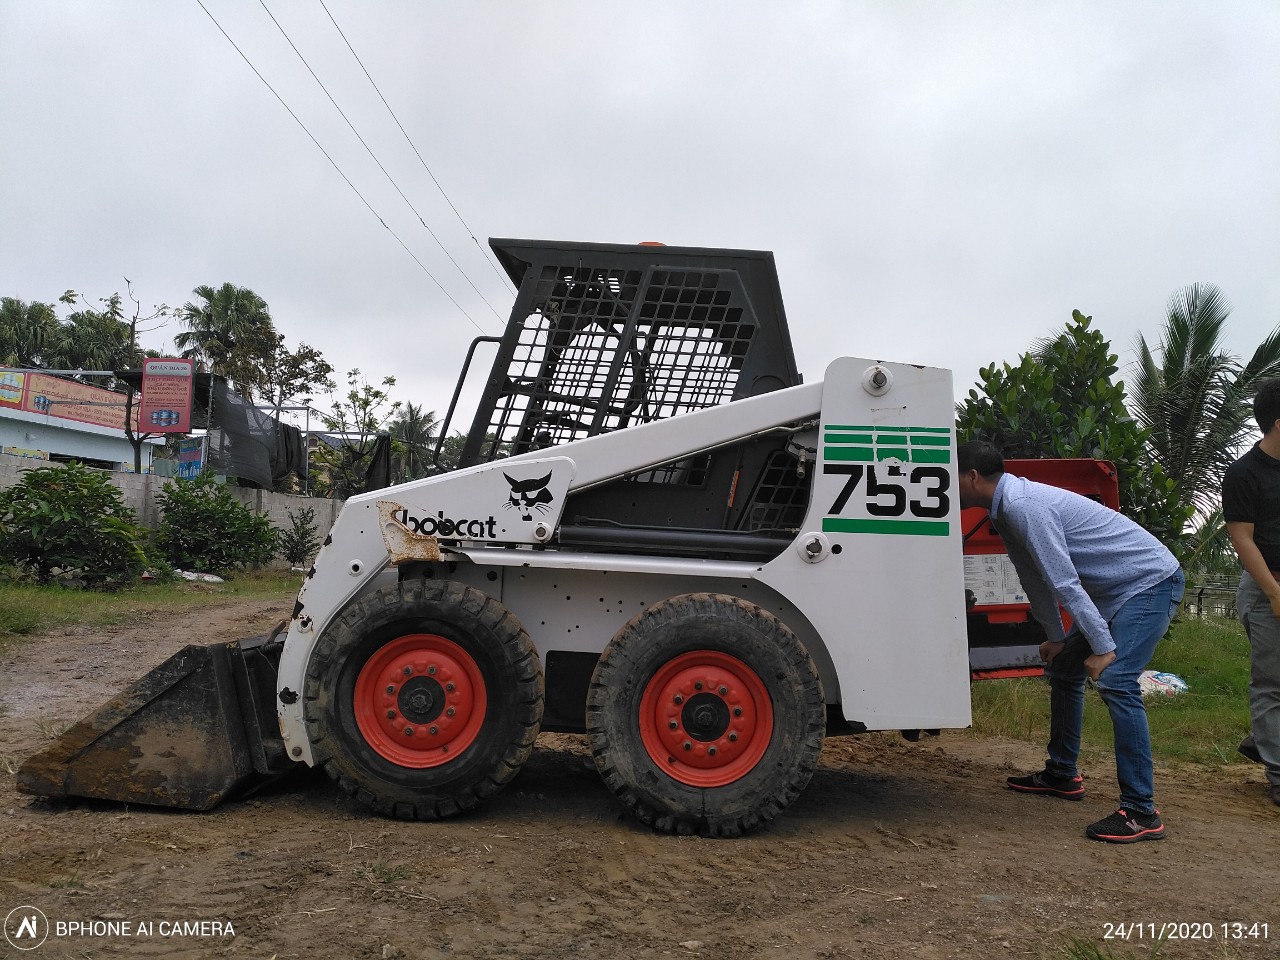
[1,595,1277,960]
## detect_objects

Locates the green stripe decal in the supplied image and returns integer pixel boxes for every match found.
[908,449,950,463]
[824,446,874,461]
[822,518,951,537]
[827,425,950,433]
[824,424,953,463]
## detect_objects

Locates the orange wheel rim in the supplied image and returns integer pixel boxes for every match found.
[354,634,486,768]
[638,650,773,787]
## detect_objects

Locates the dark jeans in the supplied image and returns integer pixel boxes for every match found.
[1044,570,1185,815]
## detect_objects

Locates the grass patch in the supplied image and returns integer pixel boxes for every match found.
[364,861,412,885]
[0,569,302,642]
[1044,938,1163,960]
[971,615,1253,767]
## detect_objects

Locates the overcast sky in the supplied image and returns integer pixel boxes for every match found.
[2,1,1277,430]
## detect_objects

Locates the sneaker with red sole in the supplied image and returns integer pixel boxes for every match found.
[1086,808,1166,843]
[1006,769,1086,800]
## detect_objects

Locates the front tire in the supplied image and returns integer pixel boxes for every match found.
[586,593,824,836]
[304,578,543,820]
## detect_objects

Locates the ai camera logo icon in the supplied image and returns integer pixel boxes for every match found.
[4,905,49,950]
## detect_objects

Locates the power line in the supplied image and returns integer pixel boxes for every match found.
[259,0,507,322]
[193,0,488,335]
[318,0,518,296]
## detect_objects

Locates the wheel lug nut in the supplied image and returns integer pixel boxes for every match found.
[403,666,412,676]
[673,694,684,705]
[729,732,739,742]
[404,727,414,736]
[683,741,692,751]
[386,710,396,720]
[708,747,717,756]
[429,726,439,736]
[669,720,678,730]
[694,681,703,691]
[446,707,456,717]
[386,685,396,695]
[428,665,437,675]
[445,682,456,692]
[733,707,743,717]
[719,686,728,695]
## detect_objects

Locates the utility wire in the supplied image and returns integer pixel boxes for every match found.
[318,0,518,295]
[260,0,507,321]
[194,0,487,335]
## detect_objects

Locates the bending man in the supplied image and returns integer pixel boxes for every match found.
[957,440,1184,843]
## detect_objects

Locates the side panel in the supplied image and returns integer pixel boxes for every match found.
[417,557,842,733]
[758,358,971,730]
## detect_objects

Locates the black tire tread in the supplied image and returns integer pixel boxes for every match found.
[587,592,824,837]
[303,578,543,821]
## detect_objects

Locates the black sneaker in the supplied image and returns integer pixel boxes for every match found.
[1086,808,1166,843]
[1006,769,1086,800]
[1239,735,1263,764]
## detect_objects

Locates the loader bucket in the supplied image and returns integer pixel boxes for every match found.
[17,633,294,810]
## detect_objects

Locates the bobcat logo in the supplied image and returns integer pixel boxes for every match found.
[503,472,555,521]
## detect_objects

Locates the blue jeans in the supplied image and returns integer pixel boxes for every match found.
[1043,570,1185,815]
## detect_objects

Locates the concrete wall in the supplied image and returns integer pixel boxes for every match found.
[0,450,344,539]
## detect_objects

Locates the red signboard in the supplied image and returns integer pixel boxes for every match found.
[139,359,195,433]
[19,373,139,431]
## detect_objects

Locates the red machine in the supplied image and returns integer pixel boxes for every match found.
[961,459,1121,679]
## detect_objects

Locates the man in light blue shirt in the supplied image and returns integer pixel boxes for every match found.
[957,441,1184,844]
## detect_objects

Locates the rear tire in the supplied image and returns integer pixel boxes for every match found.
[304,578,543,820]
[586,593,824,836]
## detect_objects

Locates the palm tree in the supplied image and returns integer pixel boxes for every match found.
[389,401,438,483]
[0,297,60,366]
[1131,284,1280,576]
[1131,283,1280,515]
[175,283,276,400]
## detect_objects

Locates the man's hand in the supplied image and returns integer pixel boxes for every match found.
[1268,591,1280,620]
[1039,640,1065,664]
[1084,650,1117,682]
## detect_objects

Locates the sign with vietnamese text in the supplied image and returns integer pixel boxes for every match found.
[139,358,195,433]
[177,436,205,479]
[20,373,138,431]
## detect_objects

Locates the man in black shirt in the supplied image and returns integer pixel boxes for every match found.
[1223,378,1280,808]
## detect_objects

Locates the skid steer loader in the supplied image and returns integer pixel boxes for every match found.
[18,238,1103,836]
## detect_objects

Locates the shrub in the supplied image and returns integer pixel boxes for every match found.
[0,461,147,589]
[278,506,321,567]
[155,474,278,575]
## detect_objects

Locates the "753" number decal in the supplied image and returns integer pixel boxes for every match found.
[824,464,951,519]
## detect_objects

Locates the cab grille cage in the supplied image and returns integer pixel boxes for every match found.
[476,264,755,468]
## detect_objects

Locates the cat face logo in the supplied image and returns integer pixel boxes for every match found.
[504,472,555,521]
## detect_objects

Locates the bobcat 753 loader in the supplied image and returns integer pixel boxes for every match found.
[20,238,1093,836]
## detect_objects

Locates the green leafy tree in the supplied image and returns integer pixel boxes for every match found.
[277,507,322,567]
[957,310,1191,553]
[389,401,438,483]
[155,474,278,574]
[314,368,402,497]
[258,334,335,415]
[53,293,137,373]
[175,283,276,400]
[0,462,147,589]
[54,285,170,473]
